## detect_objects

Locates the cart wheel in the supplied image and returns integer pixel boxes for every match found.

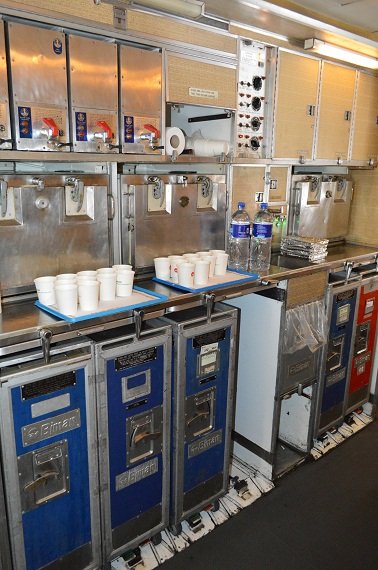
[169,523,182,536]
[151,532,162,546]
[211,499,220,512]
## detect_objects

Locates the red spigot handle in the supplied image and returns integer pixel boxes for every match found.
[42,118,59,138]
[96,121,113,140]
[144,124,161,139]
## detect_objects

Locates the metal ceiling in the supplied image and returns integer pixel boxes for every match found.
[203,0,378,57]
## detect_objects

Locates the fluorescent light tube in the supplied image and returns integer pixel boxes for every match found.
[95,0,205,19]
[304,38,378,70]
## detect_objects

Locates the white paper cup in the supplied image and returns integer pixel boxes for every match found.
[209,249,225,255]
[201,255,216,278]
[55,283,78,316]
[34,276,56,306]
[77,270,97,278]
[112,264,132,272]
[178,262,195,288]
[196,251,209,257]
[194,260,210,285]
[154,257,170,279]
[116,270,135,285]
[116,282,133,297]
[214,253,229,276]
[182,253,197,259]
[78,281,99,311]
[183,254,199,264]
[56,273,77,282]
[97,273,116,301]
[171,258,186,283]
[77,276,98,285]
[97,267,116,275]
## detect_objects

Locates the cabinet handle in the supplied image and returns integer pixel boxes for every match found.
[344,110,352,121]
[306,105,316,117]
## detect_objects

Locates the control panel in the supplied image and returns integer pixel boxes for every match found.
[236,40,267,159]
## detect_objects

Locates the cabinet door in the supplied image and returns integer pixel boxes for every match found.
[273,51,320,160]
[166,54,236,109]
[316,63,356,161]
[351,72,378,163]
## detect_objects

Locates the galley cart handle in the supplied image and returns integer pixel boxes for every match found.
[144,124,161,139]
[203,292,216,323]
[187,411,210,427]
[40,328,53,364]
[133,309,145,340]
[96,121,113,141]
[24,471,59,494]
[42,118,59,138]
[133,430,161,446]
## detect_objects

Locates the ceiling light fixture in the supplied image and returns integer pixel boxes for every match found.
[94,0,205,20]
[304,38,378,70]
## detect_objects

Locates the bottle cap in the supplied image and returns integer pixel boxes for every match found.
[238,201,246,208]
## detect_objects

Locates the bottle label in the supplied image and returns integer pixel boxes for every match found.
[252,222,272,238]
[230,222,250,238]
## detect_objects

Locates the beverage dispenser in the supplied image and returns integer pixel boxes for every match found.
[0,172,111,296]
[7,22,70,152]
[0,21,11,150]
[120,167,227,273]
[0,339,101,569]
[92,323,171,563]
[161,304,238,534]
[120,45,162,154]
[69,34,119,153]
[346,273,378,414]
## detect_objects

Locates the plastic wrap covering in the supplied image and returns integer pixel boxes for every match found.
[283,300,327,354]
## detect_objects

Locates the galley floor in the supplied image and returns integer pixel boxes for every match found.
[163,420,378,570]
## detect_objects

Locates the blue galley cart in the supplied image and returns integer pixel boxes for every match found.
[315,277,359,435]
[0,338,100,570]
[162,303,238,531]
[93,323,171,564]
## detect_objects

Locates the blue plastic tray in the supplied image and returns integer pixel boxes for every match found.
[152,268,259,293]
[35,286,168,323]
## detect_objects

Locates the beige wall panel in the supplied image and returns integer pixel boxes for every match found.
[316,63,356,160]
[347,169,378,247]
[128,11,237,54]
[11,0,114,25]
[269,167,289,202]
[167,55,236,108]
[351,73,378,162]
[286,270,328,308]
[273,52,319,160]
[231,166,265,215]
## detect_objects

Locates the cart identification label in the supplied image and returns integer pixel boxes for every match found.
[116,457,158,490]
[188,429,222,458]
[22,408,81,446]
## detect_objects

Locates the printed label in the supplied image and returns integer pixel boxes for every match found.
[0,102,8,135]
[18,106,32,139]
[188,429,222,458]
[75,112,87,141]
[189,87,218,99]
[116,457,158,490]
[124,115,134,143]
[230,222,250,239]
[252,222,272,239]
[288,358,311,376]
[22,409,81,446]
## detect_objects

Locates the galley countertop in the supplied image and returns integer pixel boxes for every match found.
[1,243,377,355]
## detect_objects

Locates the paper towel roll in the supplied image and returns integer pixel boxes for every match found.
[193,139,230,157]
[165,127,185,156]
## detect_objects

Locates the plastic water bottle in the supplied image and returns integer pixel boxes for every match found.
[250,202,273,273]
[228,202,251,271]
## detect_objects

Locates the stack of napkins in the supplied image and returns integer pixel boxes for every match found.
[281,236,329,262]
